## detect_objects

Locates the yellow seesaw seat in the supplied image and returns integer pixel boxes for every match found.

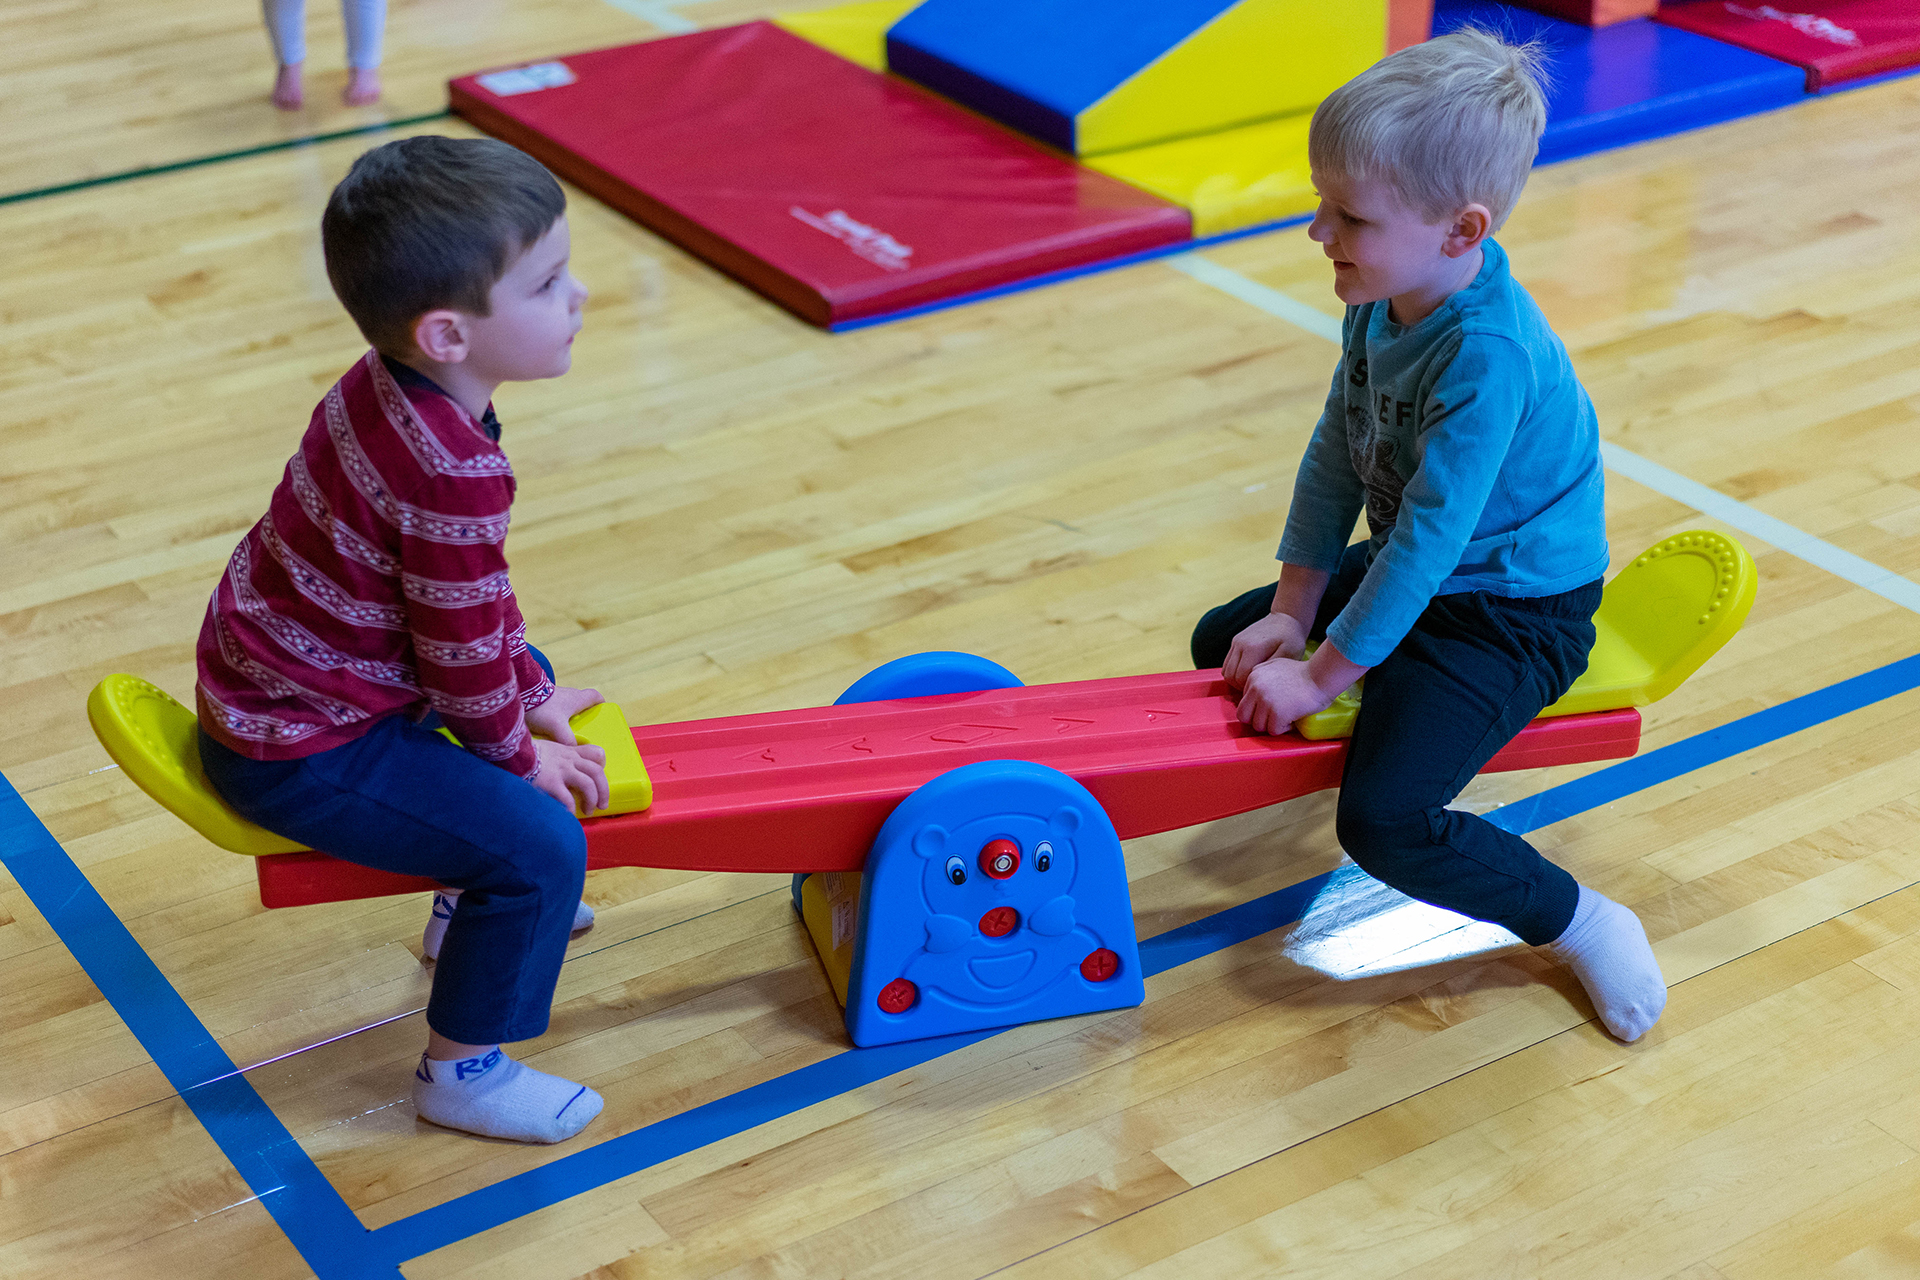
[1295,531,1758,740]
[85,678,653,856]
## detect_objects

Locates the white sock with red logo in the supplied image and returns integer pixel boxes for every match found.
[411,1048,603,1143]
[421,892,595,962]
[1546,884,1667,1043]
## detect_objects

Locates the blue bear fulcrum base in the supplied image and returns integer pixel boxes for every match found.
[844,759,1144,1048]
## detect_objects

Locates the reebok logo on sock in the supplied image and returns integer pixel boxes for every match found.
[418,1047,504,1084]
[454,1048,503,1081]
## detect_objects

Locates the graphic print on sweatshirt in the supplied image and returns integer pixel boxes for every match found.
[1343,353,1412,539]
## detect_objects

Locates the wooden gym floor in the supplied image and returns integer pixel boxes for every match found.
[5,3,1920,1277]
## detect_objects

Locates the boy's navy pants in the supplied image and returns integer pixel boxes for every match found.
[200,649,585,1045]
[1192,544,1600,946]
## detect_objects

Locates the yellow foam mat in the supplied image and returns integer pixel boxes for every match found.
[87,678,653,855]
[1089,111,1316,238]
[774,0,920,72]
[800,871,862,1007]
[1079,0,1382,157]
[1295,531,1758,740]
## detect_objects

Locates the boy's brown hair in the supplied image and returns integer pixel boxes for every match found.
[322,136,566,354]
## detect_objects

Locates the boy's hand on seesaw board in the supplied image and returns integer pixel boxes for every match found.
[531,738,611,817]
[1235,658,1339,737]
[1223,613,1309,688]
[1236,639,1370,737]
[525,685,605,745]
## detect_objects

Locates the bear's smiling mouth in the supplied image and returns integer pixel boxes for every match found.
[967,951,1037,989]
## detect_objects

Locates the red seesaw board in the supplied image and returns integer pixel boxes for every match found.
[255,670,1641,906]
[449,23,1192,327]
[1658,0,1920,91]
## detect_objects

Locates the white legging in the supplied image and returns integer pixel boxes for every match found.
[263,0,387,70]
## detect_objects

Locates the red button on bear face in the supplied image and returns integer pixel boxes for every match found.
[1080,949,1120,982]
[877,977,918,1014]
[979,906,1019,938]
[979,838,1021,879]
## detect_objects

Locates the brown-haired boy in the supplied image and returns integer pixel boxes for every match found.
[197,135,611,1142]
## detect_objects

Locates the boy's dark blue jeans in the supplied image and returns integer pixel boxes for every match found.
[1192,543,1601,946]
[199,648,585,1045]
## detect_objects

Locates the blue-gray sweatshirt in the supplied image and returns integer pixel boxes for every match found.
[1276,239,1608,667]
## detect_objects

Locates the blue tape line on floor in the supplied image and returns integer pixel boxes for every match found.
[0,775,389,1280]
[9,650,1920,1272]
[368,866,1339,1261]
[1487,653,1920,836]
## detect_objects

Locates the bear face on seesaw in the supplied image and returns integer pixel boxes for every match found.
[899,804,1106,1010]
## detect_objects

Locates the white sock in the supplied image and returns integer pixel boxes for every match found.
[1546,884,1667,1042]
[421,890,459,961]
[411,1048,604,1143]
[421,891,595,962]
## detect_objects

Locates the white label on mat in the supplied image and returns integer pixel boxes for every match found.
[477,62,578,97]
[790,206,914,272]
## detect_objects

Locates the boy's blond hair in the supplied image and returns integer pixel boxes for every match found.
[1308,27,1549,231]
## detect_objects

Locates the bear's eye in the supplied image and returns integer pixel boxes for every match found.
[944,855,967,885]
[1035,841,1053,872]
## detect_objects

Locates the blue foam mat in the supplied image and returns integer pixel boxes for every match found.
[887,0,1236,151]
[1433,3,1807,165]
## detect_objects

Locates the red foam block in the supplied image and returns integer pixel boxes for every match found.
[1509,0,1656,26]
[254,671,1641,907]
[1658,0,1920,90]
[449,23,1191,327]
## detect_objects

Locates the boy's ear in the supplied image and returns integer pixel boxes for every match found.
[410,309,471,365]
[1444,204,1494,259]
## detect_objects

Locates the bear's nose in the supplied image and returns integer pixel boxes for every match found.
[979,838,1020,879]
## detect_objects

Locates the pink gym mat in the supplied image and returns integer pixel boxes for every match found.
[450,23,1191,327]
[1657,1,1920,91]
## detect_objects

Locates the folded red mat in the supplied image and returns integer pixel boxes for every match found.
[1658,0,1920,90]
[451,23,1191,326]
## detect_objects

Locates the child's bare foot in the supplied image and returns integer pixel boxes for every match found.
[343,67,381,106]
[272,63,304,110]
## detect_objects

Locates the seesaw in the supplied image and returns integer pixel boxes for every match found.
[88,532,1754,1047]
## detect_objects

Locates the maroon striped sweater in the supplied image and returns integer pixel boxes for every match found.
[196,351,554,777]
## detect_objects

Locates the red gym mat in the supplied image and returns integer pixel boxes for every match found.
[1658,1,1920,91]
[450,24,1191,327]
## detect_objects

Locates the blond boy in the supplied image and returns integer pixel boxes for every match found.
[1193,30,1665,1041]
